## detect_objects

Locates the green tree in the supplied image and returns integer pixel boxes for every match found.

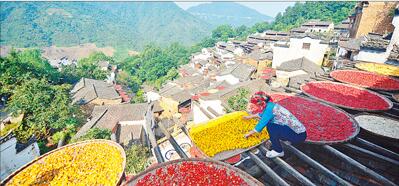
[125,145,150,174]
[212,25,236,41]
[73,128,112,142]
[7,78,81,142]
[131,89,146,104]
[227,88,250,112]
[0,49,59,96]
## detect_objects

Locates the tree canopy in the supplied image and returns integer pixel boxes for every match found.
[227,88,250,112]
[60,52,109,83]
[1,50,83,144]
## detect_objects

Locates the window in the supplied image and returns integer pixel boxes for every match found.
[302,43,311,50]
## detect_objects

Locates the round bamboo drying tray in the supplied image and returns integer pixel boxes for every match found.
[124,158,263,185]
[354,113,399,140]
[187,112,268,161]
[300,81,393,112]
[270,93,360,145]
[330,70,399,91]
[354,61,399,77]
[1,139,126,186]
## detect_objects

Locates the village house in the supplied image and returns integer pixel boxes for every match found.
[290,27,308,34]
[242,48,273,76]
[1,134,40,180]
[142,84,161,102]
[48,56,77,69]
[334,18,351,37]
[174,75,205,91]
[73,103,149,147]
[300,20,334,33]
[179,64,199,77]
[215,63,256,85]
[272,33,330,68]
[349,2,397,39]
[158,83,192,119]
[275,57,325,86]
[71,78,122,105]
[98,60,110,71]
[190,48,213,61]
[353,33,391,63]
[248,31,290,47]
[337,37,362,60]
[387,44,399,66]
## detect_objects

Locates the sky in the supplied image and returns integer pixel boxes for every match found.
[175,2,296,17]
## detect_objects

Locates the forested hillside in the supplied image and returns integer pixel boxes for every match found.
[271,2,356,31]
[0,2,211,49]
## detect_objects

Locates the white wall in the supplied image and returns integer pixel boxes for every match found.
[146,91,160,102]
[192,104,211,124]
[1,137,40,180]
[354,50,389,63]
[272,37,329,68]
[388,14,399,52]
[356,15,399,64]
[215,74,240,85]
[199,99,225,116]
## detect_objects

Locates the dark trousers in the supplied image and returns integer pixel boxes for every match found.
[267,123,307,153]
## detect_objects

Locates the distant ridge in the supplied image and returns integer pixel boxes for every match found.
[0,2,212,49]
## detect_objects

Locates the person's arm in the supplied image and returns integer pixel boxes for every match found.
[244,103,275,138]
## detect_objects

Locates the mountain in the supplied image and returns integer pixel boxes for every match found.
[187,2,273,28]
[0,2,212,50]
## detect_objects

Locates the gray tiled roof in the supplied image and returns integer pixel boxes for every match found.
[277,57,324,75]
[360,33,390,51]
[170,90,192,103]
[71,78,121,105]
[90,103,148,130]
[302,20,332,27]
[159,83,181,96]
[338,37,362,51]
[175,75,204,88]
[188,79,211,95]
[290,27,308,33]
[334,23,350,30]
[388,44,399,62]
[219,63,256,82]
[116,124,143,147]
[247,50,273,61]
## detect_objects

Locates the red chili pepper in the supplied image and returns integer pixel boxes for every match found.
[135,161,248,186]
[270,94,357,142]
[331,70,399,91]
[301,81,390,111]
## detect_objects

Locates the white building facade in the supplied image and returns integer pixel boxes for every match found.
[0,135,40,180]
[272,37,329,68]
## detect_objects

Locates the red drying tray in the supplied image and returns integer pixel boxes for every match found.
[330,70,399,91]
[270,93,360,145]
[300,81,393,112]
[124,158,262,185]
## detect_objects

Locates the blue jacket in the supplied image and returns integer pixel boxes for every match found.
[254,102,275,132]
[254,102,306,134]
